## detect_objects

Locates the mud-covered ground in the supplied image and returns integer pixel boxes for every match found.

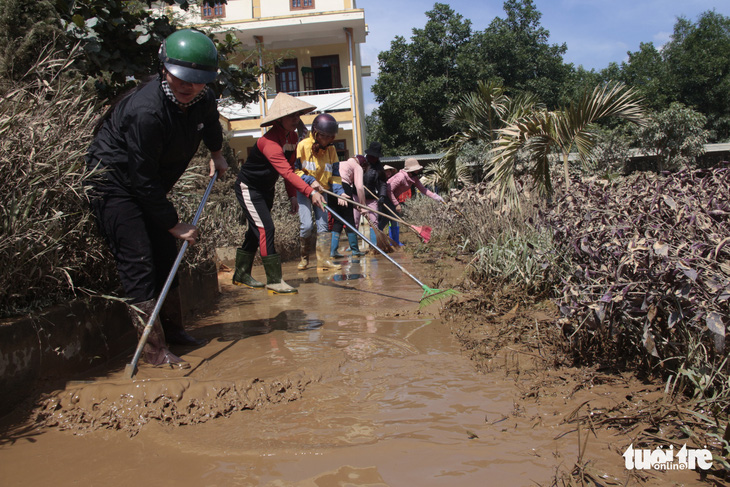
[0,231,720,486]
[418,238,725,486]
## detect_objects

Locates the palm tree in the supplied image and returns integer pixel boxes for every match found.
[422,156,472,190]
[489,82,646,207]
[440,80,542,189]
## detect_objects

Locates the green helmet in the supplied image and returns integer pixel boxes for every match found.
[159,29,218,84]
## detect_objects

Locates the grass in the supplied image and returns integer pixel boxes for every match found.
[0,46,118,317]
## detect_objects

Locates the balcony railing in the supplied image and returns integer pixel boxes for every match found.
[219,89,352,121]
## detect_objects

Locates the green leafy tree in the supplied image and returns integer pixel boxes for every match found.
[586,125,635,176]
[370,1,574,156]
[58,0,177,97]
[58,0,264,104]
[662,11,730,141]
[614,42,670,112]
[489,82,646,206]
[0,1,264,104]
[475,0,571,109]
[371,3,476,155]
[634,102,709,172]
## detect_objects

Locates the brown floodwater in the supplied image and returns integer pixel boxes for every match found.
[0,250,689,486]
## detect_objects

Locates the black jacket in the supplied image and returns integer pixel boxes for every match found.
[86,78,223,230]
[363,161,387,200]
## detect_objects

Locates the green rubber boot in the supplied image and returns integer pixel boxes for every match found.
[232,249,265,288]
[347,232,366,256]
[262,254,297,294]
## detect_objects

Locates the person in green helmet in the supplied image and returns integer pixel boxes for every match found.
[85,29,227,369]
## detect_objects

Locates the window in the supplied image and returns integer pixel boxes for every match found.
[301,67,314,92]
[201,2,225,19]
[311,55,341,91]
[291,0,314,10]
[275,58,299,93]
[333,140,348,161]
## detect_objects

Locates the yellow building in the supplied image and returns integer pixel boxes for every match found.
[158,0,369,165]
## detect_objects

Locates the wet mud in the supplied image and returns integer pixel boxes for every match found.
[0,245,708,486]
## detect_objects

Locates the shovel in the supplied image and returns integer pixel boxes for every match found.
[124,173,218,379]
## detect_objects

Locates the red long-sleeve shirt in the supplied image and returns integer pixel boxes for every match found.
[237,123,314,198]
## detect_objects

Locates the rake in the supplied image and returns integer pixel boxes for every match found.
[124,173,218,379]
[323,203,458,308]
[323,187,432,243]
[319,188,396,252]
[365,187,433,243]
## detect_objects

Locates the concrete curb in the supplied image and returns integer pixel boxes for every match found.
[0,262,219,417]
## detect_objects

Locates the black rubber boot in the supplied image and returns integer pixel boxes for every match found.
[159,288,208,347]
[262,254,297,294]
[232,249,265,288]
[130,299,190,368]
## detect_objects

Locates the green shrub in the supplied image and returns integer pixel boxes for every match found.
[469,226,562,296]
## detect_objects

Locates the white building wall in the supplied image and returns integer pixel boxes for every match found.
[161,0,352,24]
[224,0,253,20]
[260,0,348,18]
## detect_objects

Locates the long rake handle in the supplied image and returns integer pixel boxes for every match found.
[125,173,218,379]
[320,187,410,227]
[363,187,425,238]
[323,203,428,290]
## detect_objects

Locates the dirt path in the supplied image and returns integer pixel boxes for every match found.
[0,241,708,486]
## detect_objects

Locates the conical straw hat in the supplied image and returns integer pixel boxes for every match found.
[260,92,316,127]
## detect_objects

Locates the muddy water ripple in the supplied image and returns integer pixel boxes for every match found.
[1,253,582,486]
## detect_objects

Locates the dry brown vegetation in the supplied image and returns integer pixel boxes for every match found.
[409,165,730,483]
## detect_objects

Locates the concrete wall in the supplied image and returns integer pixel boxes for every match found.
[0,263,219,417]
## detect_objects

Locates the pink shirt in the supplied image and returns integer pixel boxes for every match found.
[338,157,366,204]
[387,170,441,206]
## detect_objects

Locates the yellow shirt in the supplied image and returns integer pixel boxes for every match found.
[295,133,342,191]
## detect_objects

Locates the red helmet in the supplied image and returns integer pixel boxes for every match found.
[311,113,338,137]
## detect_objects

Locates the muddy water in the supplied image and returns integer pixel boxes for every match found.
[1,252,585,486]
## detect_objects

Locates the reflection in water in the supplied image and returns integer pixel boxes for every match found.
[332,273,365,281]
[209,309,324,341]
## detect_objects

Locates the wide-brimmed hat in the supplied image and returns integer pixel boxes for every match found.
[404,158,423,173]
[261,92,316,127]
[383,165,396,172]
[365,141,383,159]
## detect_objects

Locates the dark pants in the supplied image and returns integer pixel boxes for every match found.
[378,198,398,231]
[235,177,277,257]
[90,193,178,304]
[330,182,357,235]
